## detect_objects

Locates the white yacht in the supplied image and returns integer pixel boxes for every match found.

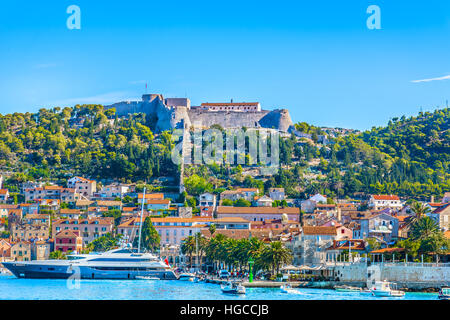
[2,248,178,280]
[3,187,178,280]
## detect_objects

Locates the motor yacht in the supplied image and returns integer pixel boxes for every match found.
[2,248,177,280]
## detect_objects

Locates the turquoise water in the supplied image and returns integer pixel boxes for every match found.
[0,275,439,300]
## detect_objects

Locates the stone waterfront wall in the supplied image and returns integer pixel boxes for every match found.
[330,262,450,289]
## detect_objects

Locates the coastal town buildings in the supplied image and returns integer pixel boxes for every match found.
[52,218,114,245]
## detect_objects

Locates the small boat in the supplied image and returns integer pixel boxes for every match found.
[135,276,160,280]
[360,288,373,296]
[334,285,361,292]
[280,284,297,294]
[371,280,405,297]
[221,282,246,295]
[178,273,196,281]
[438,287,450,300]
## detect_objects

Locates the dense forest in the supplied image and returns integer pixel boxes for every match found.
[184,108,450,201]
[0,104,448,201]
[0,105,178,192]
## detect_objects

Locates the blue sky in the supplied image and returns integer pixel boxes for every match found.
[0,1,449,130]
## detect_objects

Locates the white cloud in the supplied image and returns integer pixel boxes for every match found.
[411,74,450,83]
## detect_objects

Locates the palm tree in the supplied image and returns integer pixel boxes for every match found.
[205,233,226,271]
[181,236,195,268]
[410,201,431,222]
[410,216,440,241]
[208,224,216,237]
[257,241,293,276]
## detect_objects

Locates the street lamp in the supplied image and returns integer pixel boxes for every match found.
[248,258,255,283]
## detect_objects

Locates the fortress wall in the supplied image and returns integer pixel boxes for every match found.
[106,96,295,133]
[187,110,270,129]
[106,102,145,117]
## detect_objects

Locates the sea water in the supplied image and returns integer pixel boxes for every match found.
[0,274,438,300]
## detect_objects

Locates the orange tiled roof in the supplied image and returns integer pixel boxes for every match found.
[303,226,337,236]
[138,193,164,200]
[372,195,400,201]
[371,247,404,254]
[201,102,259,107]
[217,206,299,214]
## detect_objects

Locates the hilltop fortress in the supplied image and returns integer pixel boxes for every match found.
[106,94,294,132]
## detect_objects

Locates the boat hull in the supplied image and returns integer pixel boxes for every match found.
[2,262,178,280]
[371,290,404,297]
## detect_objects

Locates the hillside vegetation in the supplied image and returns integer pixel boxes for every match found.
[0,104,448,200]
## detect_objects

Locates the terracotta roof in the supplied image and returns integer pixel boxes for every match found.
[220,190,240,195]
[445,231,450,239]
[123,207,138,212]
[433,203,450,214]
[150,217,213,223]
[201,102,259,107]
[44,186,62,190]
[87,206,108,212]
[214,217,251,223]
[53,217,114,225]
[8,209,22,215]
[303,226,337,236]
[0,204,19,209]
[316,204,336,208]
[327,240,366,251]
[428,202,444,207]
[24,214,50,220]
[56,230,81,238]
[75,200,94,206]
[200,228,271,240]
[96,200,122,207]
[73,176,95,183]
[236,188,259,192]
[371,247,404,254]
[372,195,400,201]
[138,193,164,200]
[146,199,170,205]
[0,189,9,194]
[59,209,82,214]
[217,206,299,215]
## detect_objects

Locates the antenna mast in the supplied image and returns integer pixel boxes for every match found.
[138,187,146,253]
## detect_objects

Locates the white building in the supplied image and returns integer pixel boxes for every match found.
[369,195,402,210]
[67,177,97,199]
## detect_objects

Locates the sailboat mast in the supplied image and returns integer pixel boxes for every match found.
[138,187,146,253]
